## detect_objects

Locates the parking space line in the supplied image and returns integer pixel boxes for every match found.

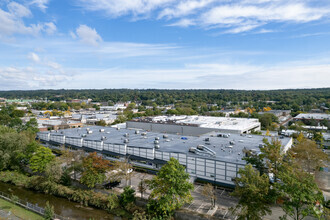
[197,203,204,213]
[188,202,195,209]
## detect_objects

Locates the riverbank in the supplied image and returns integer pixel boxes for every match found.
[0,197,43,220]
[0,171,126,219]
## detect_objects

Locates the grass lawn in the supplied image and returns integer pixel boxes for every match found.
[0,198,43,220]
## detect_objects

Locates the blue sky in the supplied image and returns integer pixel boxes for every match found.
[0,0,330,90]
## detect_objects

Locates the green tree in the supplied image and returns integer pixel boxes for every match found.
[231,164,272,220]
[0,127,30,171]
[95,120,107,126]
[44,201,54,220]
[276,167,324,220]
[29,146,55,173]
[261,138,284,183]
[147,158,194,217]
[45,158,63,183]
[120,186,136,208]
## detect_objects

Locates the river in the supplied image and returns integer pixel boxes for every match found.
[0,181,119,220]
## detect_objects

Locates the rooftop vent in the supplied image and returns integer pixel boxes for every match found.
[189,147,196,153]
[87,130,93,134]
[86,128,90,131]
[81,134,87,137]
[99,129,104,132]
[135,130,139,134]
[229,141,235,145]
[205,137,210,142]
[116,127,120,130]
[124,133,129,137]
[101,136,107,140]
[154,140,159,144]
[124,139,129,143]
[163,134,168,139]
[155,137,160,140]
[141,132,147,136]
[154,145,160,149]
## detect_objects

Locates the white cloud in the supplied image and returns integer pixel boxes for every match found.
[159,0,214,19]
[167,18,196,27]
[77,0,176,17]
[7,2,31,18]
[0,66,70,90]
[29,0,50,12]
[0,6,41,38]
[54,59,330,90]
[0,2,56,39]
[44,22,57,35]
[27,52,40,63]
[76,0,330,33]
[74,24,102,46]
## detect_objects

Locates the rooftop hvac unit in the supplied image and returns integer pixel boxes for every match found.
[86,128,90,131]
[124,133,129,137]
[165,139,170,142]
[226,145,233,148]
[154,145,160,149]
[197,145,205,150]
[141,132,147,136]
[99,129,104,132]
[155,137,160,140]
[229,141,235,145]
[223,134,229,138]
[135,130,139,134]
[239,140,244,143]
[163,134,168,139]
[204,137,210,142]
[81,134,87,137]
[87,130,93,134]
[101,136,107,140]
[116,127,120,130]
[124,139,129,143]
[60,131,64,134]
[154,140,159,144]
[189,147,196,153]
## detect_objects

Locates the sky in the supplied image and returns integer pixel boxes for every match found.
[0,0,330,90]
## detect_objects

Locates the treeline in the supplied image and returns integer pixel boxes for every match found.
[0,88,329,111]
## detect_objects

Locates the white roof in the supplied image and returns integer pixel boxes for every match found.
[295,113,330,120]
[149,115,260,131]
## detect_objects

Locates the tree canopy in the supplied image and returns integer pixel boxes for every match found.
[147,158,194,217]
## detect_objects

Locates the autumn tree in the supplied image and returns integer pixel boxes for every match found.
[201,183,216,208]
[80,152,111,188]
[147,158,194,217]
[29,146,55,173]
[290,138,327,174]
[231,164,272,220]
[276,166,324,220]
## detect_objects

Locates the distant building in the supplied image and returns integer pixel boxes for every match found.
[258,110,291,117]
[127,115,261,135]
[294,113,330,122]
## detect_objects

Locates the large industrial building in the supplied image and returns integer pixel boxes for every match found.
[127,115,261,136]
[37,126,292,187]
